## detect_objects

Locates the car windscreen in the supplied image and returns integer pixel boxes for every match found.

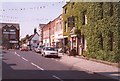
[38,46,44,48]
[45,47,56,51]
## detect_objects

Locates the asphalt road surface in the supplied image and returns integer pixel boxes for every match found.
[2,50,118,81]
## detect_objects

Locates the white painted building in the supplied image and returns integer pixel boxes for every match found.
[27,29,39,50]
[54,14,63,48]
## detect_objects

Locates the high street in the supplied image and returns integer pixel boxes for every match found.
[2,50,118,81]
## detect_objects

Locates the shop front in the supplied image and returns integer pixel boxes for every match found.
[50,35,55,47]
[70,34,79,55]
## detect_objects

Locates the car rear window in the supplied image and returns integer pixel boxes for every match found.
[38,46,44,48]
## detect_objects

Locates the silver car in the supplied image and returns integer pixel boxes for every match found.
[41,47,58,57]
[34,45,44,53]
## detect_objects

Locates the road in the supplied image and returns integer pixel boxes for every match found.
[2,50,118,81]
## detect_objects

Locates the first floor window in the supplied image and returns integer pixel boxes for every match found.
[10,34,16,39]
[33,40,37,43]
[98,33,103,50]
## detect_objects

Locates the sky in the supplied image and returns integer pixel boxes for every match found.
[0,0,66,39]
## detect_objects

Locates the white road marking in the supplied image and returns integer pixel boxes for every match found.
[15,51,44,71]
[21,57,28,61]
[53,75,63,81]
[15,52,17,54]
[15,52,20,57]
[31,62,44,70]
[16,54,20,57]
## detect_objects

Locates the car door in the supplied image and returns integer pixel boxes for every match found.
[41,47,45,55]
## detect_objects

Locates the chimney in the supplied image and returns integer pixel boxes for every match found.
[34,28,37,34]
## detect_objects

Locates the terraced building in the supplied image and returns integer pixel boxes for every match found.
[62,2,120,62]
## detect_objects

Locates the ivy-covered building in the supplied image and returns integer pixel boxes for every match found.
[62,2,120,62]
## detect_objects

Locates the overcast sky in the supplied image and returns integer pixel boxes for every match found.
[0,0,66,39]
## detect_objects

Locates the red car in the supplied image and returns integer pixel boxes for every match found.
[20,44,28,51]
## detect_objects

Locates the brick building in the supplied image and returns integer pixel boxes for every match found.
[38,24,46,45]
[42,20,56,47]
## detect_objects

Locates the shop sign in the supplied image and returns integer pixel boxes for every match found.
[9,41,18,43]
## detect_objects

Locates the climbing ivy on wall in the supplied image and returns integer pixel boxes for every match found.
[63,2,120,63]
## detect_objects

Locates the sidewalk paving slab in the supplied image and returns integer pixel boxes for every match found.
[58,53,120,80]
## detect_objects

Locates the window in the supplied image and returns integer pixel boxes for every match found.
[109,2,113,16]
[68,16,75,27]
[81,34,87,50]
[82,10,87,25]
[64,8,67,14]
[3,29,7,31]
[3,34,9,39]
[108,31,113,51]
[33,40,37,43]
[64,21,67,32]
[10,34,16,39]
[98,33,103,50]
[10,29,15,32]
[71,2,75,9]
[9,32,16,34]
[98,2,103,19]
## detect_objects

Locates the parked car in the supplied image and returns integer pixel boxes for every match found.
[20,44,28,51]
[34,45,44,53]
[41,47,58,57]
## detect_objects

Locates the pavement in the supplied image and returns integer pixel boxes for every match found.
[58,53,120,80]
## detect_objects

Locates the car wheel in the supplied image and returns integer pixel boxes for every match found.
[41,53,43,56]
[43,53,46,57]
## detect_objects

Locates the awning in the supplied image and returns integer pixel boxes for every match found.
[71,34,77,37]
[63,36,68,38]
[54,39,60,42]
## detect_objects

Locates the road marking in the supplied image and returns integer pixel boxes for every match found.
[15,52,17,54]
[21,57,28,61]
[52,75,63,81]
[31,62,44,70]
[15,52,20,57]
[16,54,20,57]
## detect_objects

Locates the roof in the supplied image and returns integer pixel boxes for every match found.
[62,2,70,8]
[0,23,20,30]
[28,32,39,41]
[42,14,62,29]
